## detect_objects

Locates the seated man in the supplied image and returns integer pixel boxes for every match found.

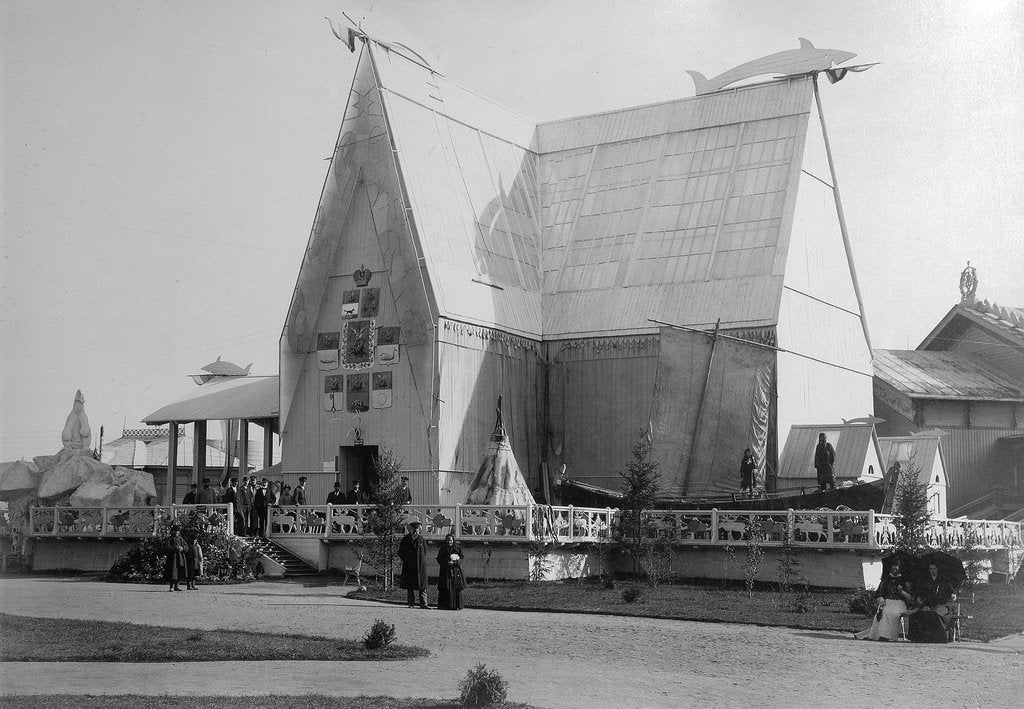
[908,562,957,643]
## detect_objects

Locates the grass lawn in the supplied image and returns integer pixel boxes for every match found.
[0,697,536,709]
[350,578,1024,642]
[0,614,428,662]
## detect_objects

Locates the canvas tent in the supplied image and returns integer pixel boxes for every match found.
[465,398,534,507]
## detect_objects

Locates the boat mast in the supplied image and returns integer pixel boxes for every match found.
[681,318,720,496]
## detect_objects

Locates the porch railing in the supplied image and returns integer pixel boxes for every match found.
[23,503,1023,551]
[27,504,234,537]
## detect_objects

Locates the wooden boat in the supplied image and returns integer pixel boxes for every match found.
[557,464,900,513]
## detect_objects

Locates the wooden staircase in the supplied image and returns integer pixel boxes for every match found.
[245,537,320,577]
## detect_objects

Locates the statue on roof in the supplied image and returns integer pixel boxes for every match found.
[61,389,92,451]
[959,261,977,303]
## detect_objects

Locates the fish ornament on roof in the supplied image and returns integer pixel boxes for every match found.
[190,356,253,386]
[687,38,873,96]
[841,416,886,426]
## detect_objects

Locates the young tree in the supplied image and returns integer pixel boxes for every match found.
[618,429,660,550]
[358,444,405,590]
[618,429,671,584]
[892,461,931,554]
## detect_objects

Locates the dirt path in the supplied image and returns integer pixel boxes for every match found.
[1,577,1021,708]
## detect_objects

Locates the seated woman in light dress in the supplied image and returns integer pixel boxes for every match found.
[855,561,913,641]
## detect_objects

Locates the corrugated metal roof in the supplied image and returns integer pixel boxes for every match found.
[779,424,878,480]
[539,81,810,336]
[877,435,945,486]
[872,349,1023,401]
[536,77,812,152]
[142,376,279,424]
[365,43,815,338]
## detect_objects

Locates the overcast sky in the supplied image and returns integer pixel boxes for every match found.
[2,0,1022,460]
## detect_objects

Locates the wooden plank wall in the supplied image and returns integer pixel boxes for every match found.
[436,320,542,488]
[281,182,432,475]
[547,335,660,488]
[941,427,1021,510]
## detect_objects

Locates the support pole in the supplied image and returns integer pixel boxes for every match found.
[167,422,179,505]
[263,422,274,469]
[681,319,720,496]
[812,74,873,353]
[238,419,249,481]
[193,420,207,486]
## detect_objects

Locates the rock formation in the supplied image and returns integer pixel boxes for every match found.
[0,391,158,537]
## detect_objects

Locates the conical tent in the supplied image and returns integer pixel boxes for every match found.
[465,397,535,506]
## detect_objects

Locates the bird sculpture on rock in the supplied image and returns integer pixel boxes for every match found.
[61,389,92,451]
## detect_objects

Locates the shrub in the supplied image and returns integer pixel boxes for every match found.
[847,588,877,617]
[776,529,802,593]
[361,619,396,651]
[458,663,508,708]
[743,519,765,598]
[621,586,642,604]
[108,509,260,583]
[793,584,814,614]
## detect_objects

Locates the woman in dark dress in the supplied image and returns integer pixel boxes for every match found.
[164,524,188,591]
[184,534,203,591]
[436,534,466,610]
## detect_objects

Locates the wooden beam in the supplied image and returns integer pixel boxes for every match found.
[238,419,249,480]
[812,74,873,353]
[681,319,721,496]
[166,422,179,505]
[193,420,207,484]
[263,421,273,469]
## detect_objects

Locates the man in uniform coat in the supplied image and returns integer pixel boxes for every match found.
[347,481,365,504]
[398,521,430,609]
[293,476,308,506]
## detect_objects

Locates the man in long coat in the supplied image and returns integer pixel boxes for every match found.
[398,521,430,609]
[814,432,836,491]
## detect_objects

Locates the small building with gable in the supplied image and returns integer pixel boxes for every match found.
[777,423,885,492]
[877,433,948,518]
[873,267,1024,517]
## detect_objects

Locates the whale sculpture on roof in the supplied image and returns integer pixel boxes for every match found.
[687,38,857,95]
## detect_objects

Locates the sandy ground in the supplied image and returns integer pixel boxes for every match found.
[0,577,1022,708]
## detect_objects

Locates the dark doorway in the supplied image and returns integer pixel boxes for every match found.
[340,445,378,495]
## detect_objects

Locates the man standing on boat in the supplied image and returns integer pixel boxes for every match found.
[739,448,757,496]
[814,433,836,491]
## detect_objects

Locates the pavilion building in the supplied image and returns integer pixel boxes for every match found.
[279,36,875,503]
